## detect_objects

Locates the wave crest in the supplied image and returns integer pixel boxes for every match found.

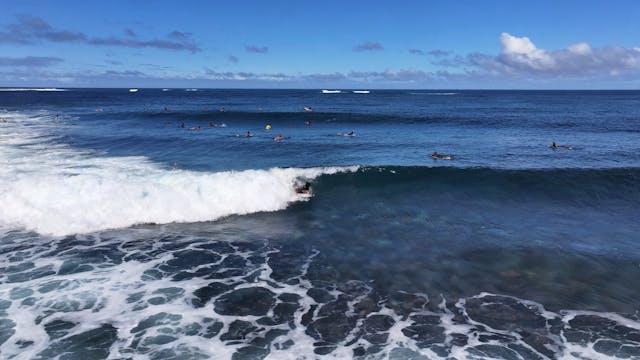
[0,110,355,236]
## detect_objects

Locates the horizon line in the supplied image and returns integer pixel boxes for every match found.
[1,87,639,91]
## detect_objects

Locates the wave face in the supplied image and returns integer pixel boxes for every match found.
[318,165,640,203]
[0,110,355,236]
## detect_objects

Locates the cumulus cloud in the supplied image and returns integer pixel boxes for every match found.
[567,42,591,55]
[0,56,63,67]
[245,45,268,54]
[497,32,555,70]
[437,33,640,80]
[354,41,383,51]
[0,15,200,52]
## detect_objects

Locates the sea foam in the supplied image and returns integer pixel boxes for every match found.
[0,110,355,236]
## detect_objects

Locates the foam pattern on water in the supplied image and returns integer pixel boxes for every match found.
[0,229,638,360]
[0,110,355,236]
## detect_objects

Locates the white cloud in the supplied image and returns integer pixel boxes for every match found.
[499,32,555,70]
[500,33,537,55]
[568,42,592,55]
[443,33,640,80]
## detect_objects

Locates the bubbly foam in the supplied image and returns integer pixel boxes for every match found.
[1,228,638,359]
[0,110,356,236]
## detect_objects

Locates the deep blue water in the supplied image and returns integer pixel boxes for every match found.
[0,89,639,359]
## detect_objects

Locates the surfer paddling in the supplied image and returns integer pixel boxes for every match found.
[551,141,573,150]
[337,131,355,137]
[432,151,452,160]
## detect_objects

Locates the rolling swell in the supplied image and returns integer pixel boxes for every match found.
[315,166,640,203]
[89,108,640,133]
[104,109,435,125]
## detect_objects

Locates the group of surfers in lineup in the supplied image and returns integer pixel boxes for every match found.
[171,105,358,142]
[2,108,572,157]
[158,105,572,159]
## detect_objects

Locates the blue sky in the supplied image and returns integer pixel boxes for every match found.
[0,0,639,88]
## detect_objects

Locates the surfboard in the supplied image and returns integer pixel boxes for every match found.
[296,191,313,201]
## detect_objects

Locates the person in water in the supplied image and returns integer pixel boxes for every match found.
[245,131,253,137]
[551,142,573,150]
[303,107,313,111]
[305,120,312,126]
[432,151,452,160]
[180,122,185,128]
[273,135,285,141]
[296,182,311,194]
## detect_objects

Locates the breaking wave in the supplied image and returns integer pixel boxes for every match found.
[0,110,355,236]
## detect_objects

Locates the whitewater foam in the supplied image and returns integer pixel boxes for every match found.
[0,110,356,236]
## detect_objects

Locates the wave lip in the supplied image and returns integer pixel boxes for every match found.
[0,165,355,237]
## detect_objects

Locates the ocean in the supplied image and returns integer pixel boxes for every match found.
[0,89,639,359]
